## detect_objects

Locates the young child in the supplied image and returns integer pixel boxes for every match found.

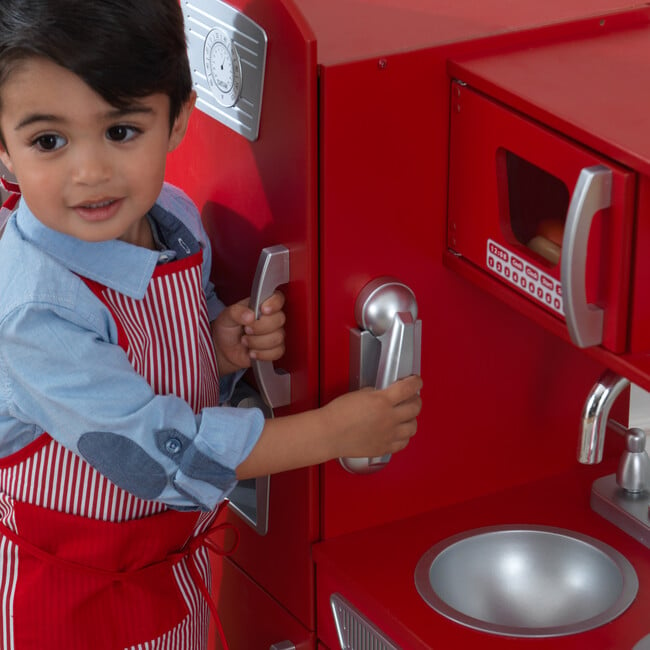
[0,1,423,648]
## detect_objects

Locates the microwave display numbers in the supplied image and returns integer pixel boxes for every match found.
[489,241,509,262]
[486,239,563,315]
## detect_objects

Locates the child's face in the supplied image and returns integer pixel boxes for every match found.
[0,56,194,246]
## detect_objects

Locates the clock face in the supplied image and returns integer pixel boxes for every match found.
[203,28,242,108]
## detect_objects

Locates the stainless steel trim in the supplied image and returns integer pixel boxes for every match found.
[227,475,270,535]
[591,474,650,549]
[330,593,400,650]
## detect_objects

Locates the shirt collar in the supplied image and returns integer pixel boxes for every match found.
[15,199,161,299]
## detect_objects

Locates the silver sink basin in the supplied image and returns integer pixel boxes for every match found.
[414,525,638,638]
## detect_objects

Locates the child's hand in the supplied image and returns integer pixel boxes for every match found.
[236,374,423,479]
[322,375,423,459]
[211,291,286,376]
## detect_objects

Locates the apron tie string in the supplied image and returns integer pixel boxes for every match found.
[1,177,20,209]
[0,178,20,233]
[182,509,240,650]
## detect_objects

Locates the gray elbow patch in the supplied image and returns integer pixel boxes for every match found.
[78,431,167,500]
[179,443,236,490]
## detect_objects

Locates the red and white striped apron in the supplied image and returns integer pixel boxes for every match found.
[0,251,231,649]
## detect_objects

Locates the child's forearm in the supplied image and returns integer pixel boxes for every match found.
[234,375,423,480]
[235,409,334,479]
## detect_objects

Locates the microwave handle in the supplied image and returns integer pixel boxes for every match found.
[340,278,421,474]
[249,245,291,409]
[561,165,612,348]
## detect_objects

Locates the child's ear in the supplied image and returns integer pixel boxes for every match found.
[0,141,14,176]
[168,91,196,152]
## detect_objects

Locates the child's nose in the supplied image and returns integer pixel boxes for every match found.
[70,142,111,185]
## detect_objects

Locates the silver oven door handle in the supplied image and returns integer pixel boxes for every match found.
[249,245,291,409]
[561,165,612,348]
[341,278,422,474]
[229,381,271,535]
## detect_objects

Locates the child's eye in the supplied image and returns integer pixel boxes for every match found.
[32,133,66,151]
[106,125,141,142]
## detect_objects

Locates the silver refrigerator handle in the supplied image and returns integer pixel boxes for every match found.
[249,245,291,409]
[341,278,421,474]
[561,164,612,348]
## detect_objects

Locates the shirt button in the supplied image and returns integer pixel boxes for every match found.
[165,437,182,454]
[159,253,170,263]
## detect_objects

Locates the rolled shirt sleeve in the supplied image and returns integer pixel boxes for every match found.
[0,300,263,511]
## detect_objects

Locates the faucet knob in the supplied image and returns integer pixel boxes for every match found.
[617,427,650,493]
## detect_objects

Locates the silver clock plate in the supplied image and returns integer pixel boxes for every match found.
[183,0,267,141]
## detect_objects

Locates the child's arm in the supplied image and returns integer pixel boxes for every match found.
[236,375,422,478]
[211,290,423,477]
[0,290,420,509]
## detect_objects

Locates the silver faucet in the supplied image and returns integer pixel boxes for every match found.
[578,369,629,464]
[579,369,650,548]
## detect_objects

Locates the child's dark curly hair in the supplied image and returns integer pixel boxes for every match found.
[0,0,193,132]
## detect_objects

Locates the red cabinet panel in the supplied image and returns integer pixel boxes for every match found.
[630,176,650,350]
[316,46,611,543]
[210,557,313,649]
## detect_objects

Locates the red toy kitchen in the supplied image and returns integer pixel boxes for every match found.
[165,1,650,648]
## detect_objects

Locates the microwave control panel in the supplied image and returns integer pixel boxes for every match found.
[486,239,564,316]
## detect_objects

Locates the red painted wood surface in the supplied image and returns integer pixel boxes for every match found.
[166,0,320,630]
[315,464,650,649]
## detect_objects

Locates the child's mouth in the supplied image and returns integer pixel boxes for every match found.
[74,198,122,222]
[82,199,113,209]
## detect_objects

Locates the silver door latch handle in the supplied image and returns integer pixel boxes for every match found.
[341,278,422,474]
[249,245,291,409]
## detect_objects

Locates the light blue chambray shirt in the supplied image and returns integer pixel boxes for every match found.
[0,183,264,511]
